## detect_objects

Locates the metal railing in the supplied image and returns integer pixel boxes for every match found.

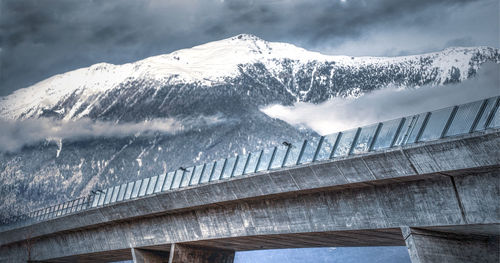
[1,96,499,231]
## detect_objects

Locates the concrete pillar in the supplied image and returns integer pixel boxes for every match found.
[168,244,235,263]
[132,248,170,263]
[401,227,499,263]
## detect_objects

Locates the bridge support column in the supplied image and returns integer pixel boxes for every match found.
[132,248,169,263]
[401,227,499,263]
[168,244,235,263]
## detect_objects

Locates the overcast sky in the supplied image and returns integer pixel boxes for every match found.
[0,0,498,96]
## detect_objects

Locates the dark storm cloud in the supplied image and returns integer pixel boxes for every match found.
[0,0,498,96]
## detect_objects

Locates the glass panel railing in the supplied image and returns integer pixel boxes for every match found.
[124,182,135,200]
[299,137,322,164]
[171,170,183,189]
[180,167,194,187]
[489,102,500,128]
[78,198,85,212]
[333,129,357,157]
[487,98,499,128]
[154,174,166,193]
[138,178,150,197]
[61,203,67,215]
[352,124,379,154]
[163,171,175,190]
[210,159,226,182]
[474,97,497,131]
[257,147,275,172]
[91,193,100,207]
[269,145,288,169]
[190,165,204,185]
[372,118,403,150]
[315,133,339,161]
[147,176,158,195]
[98,189,107,206]
[70,201,77,213]
[110,186,120,203]
[131,179,142,198]
[63,201,71,214]
[445,100,483,136]
[232,154,248,177]
[419,107,454,142]
[405,113,429,144]
[221,157,237,179]
[283,141,305,167]
[117,183,127,201]
[104,187,114,205]
[199,162,214,183]
[244,151,262,174]
[393,117,412,146]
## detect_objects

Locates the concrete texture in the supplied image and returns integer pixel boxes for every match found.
[132,248,169,263]
[402,227,499,263]
[0,130,499,262]
[167,244,234,263]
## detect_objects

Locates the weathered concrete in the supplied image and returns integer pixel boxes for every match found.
[132,248,169,263]
[131,244,234,263]
[167,244,234,263]
[402,227,499,263]
[0,130,499,262]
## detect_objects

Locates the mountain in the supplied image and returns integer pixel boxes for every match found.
[0,34,499,218]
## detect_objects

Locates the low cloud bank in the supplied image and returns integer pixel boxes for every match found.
[261,62,500,135]
[0,115,225,153]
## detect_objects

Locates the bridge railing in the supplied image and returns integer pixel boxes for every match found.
[1,96,499,231]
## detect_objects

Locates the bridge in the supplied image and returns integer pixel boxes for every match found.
[1,96,499,263]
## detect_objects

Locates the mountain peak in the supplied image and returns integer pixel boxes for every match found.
[230,33,263,42]
[0,35,498,121]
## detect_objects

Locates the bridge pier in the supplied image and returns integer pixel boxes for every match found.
[132,248,169,263]
[132,244,234,263]
[402,227,499,263]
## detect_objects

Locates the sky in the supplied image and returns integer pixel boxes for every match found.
[1,0,499,96]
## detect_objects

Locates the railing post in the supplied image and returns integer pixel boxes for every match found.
[485,97,500,128]
[348,128,361,156]
[267,147,277,170]
[415,112,431,143]
[296,140,308,165]
[329,132,342,159]
[441,106,458,138]
[230,155,239,178]
[368,123,383,152]
[188,166,197,186]
[282,144,291,167]
[312,136,324,162]
[391,118,405,147]
[254,150,263,173]
[243,153,252,174]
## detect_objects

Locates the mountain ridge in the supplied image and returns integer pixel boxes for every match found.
[1,34,499,120]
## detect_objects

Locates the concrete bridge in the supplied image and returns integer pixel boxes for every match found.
[1,97,499,263]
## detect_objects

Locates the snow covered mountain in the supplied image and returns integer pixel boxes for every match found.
[1,34,498,121]
[0,34,499,218]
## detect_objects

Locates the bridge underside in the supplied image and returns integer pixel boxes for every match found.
[44,224,499,263]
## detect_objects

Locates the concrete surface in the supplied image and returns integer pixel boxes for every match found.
[402,227,499,263]
[0,130,498,262]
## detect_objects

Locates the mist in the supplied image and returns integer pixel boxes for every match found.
[0,115,225,153]
[261,62,500,135]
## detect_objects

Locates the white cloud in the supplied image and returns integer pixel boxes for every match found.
[261,63,500,135]
[0,115,225,153]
